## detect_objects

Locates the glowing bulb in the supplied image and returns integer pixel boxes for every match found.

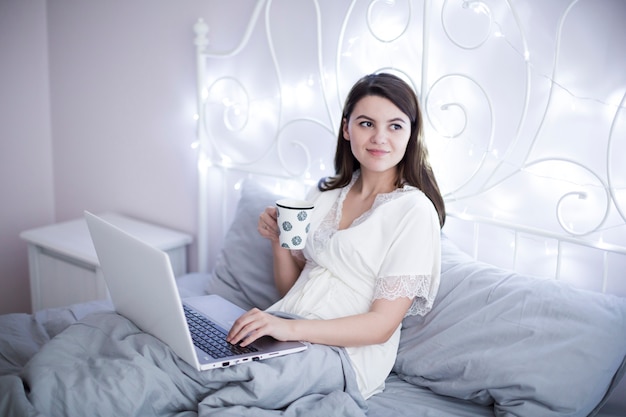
[197,154,213,173]
[464,1,489,15]
[220,156,232,167]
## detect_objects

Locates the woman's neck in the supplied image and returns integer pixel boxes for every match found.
[353,169,397,199]
[338,170,396,230]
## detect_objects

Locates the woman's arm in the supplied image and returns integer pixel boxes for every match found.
[226,296,413,347]
[258,206,305,296]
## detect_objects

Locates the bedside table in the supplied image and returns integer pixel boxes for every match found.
[20,213,193,312]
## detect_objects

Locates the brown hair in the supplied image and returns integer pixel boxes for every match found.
[319,73,446,227]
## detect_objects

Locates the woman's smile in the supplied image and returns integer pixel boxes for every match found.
[367,148,390,157]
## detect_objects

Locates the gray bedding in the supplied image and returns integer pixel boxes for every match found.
[16,311,365,417]
[1,267,626,416]
[0,300,493,417]
[2,261,625,417]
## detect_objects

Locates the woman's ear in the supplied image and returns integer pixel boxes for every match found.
[342,118,349,140]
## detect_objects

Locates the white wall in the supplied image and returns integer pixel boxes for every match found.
[45,1,201,259]
[0,0,54,314]
[0,0,259,313]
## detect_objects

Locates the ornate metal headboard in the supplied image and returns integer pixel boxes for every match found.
[192,0,626,295]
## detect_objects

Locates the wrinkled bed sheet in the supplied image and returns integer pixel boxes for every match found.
[1,309,366,417]
[0,300,113,376]
[0,302,499,417]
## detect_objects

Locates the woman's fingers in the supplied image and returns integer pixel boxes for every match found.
[227,309,266,346]
[227,308,288,347]
[258,207,279,240]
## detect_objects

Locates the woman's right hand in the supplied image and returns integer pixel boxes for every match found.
[258,205,305,296]
[258,206,279,243]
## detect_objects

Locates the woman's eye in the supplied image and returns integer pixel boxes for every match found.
[359,121,373,128]
[391,124,403,131]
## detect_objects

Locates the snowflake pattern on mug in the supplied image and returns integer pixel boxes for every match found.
[278,206,311,249]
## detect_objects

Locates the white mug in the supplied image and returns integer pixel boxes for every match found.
[276,199,314,250]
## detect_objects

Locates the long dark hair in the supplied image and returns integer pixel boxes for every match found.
[319,73,446,227]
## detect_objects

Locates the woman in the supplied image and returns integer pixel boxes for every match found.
[228,73,446,399]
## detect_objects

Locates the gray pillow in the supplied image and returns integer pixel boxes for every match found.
[205,179,283,310]
[394,235,626,416]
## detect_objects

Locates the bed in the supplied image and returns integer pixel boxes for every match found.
[3,4,626,416]
[1,179,625,416]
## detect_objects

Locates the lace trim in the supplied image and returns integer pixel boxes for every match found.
[312,172,417,253]
[373,274,435,317]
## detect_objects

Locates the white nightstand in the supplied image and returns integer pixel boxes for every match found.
[20,213,193,312]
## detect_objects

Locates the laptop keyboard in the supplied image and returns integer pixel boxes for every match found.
[183,305,258,358]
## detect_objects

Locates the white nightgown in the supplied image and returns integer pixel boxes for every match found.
[267,173,441,399]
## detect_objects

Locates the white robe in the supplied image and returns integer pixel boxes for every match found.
[269,174,441,399]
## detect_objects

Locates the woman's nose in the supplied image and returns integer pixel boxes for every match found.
[370,129,387,144]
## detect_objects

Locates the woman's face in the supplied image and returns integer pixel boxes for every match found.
[342,94,411,177]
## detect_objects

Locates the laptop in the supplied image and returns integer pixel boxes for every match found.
[84,211,307,371]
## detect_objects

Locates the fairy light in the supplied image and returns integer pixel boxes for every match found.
[220,155,232,167]
[465,1,489,16]
[197,152,213,173]
[191,4,626,284]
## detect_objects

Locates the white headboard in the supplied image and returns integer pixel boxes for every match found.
[192,0,626,296]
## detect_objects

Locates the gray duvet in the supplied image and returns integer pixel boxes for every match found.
[6,311,366,417]
[0,301,497,417]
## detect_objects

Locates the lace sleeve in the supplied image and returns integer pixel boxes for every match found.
[373,275,435,317]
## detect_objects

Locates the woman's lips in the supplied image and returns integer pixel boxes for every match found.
[367,149,389,156]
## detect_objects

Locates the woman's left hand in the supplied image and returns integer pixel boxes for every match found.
[226,308,294,347]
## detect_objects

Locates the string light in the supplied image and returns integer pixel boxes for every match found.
[191,3,626,280]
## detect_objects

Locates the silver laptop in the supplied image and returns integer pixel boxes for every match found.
[84,211,307,371]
